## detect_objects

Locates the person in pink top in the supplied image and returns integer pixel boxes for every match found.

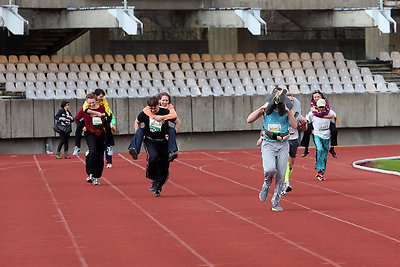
[300,90,339,158]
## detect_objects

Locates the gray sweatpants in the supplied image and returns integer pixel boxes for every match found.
[261,139,289,205]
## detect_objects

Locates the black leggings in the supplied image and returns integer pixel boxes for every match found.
[85,131,105,178]
[144,138,170,189]
[57,133,70,152]
[301,121,338,148]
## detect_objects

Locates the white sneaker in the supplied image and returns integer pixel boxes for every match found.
[106,163,112,168]
[106,146,113,156]
[93,178,100,185]
[73,146,80,156]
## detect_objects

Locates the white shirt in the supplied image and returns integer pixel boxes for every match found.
[288,97,302,140]
[306,110,336,140]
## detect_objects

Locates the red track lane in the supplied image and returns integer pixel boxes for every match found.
[1,145,399,266]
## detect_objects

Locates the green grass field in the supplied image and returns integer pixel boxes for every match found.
[371,159,400,172]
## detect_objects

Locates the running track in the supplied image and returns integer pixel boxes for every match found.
[1,145,400,266]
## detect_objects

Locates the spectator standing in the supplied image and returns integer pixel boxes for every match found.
[54,100,74,159]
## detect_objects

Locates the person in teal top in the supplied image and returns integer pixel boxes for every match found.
[247,87,297,212]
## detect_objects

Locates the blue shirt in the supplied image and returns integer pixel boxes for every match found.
[262,110,289,142]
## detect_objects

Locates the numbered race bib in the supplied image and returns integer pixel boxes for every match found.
[267,123,281,134]
[149,118,162,132]
[92,117,102,126]
[319,124,329,132]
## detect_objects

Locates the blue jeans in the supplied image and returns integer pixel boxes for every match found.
[314,135,330,173]
[129,127,178,153]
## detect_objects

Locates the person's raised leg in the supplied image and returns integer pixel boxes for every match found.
[301,123,313,157]
[329,121,338,158]
[128,127,145,160]
[73,120,85,156]
[167,126,178,162]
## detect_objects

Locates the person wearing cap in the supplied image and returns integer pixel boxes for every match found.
[305,98,338,181]
[247,88,297,212]
[54,100,74,159]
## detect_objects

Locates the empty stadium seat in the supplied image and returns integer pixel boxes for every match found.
[267,52,278,61]
[245,53,256,61]
[256,53,267,61]
[180,53,190,62]
[125,54,135,63]
[0,55,8,64]
[136,54,147,63]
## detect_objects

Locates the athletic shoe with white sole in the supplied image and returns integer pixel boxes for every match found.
[259,184,270,202]
[316,173,325,181]
[86,174,93,183]
[272,203,284,212]
[106,163,112,168]
[93,178,100,185]
[73,146,80,156]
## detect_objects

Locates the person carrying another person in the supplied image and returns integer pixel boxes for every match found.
[54,100,74,159]
[305,98,338,181]
[134,96,181,197]
[73,89,114,157]
[247,87,297,211]
[75,93,108,186]
[301,90,338,158]
[129,92,179,162]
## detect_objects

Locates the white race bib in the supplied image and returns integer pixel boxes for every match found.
[92,117,102,126]
[149,118,162,132]
[267,123,281,134]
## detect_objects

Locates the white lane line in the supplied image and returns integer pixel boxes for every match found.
[33,155,88,267]
[125,157,342,266]
[236,151,400,212]
[81,154,215,267]
[185,153,400,244]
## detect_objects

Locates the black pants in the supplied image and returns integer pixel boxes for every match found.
[75,118,114,148]
[144,138,170,189]
[85,131,105,178]
[301,121,338,148]
[57,133,70,152]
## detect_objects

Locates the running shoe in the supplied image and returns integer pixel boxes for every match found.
[73,146,80,156]
[329,147,338,158]
[302,148,309,157]
[149,181,159,191]
[154,189,161,197]
[285,183,292,193]
[272,203,284,212]
[259,184,270,202]
[86,174,93,183]
[128,148,138,160]
[106,163,112,168]
[316,173,325,181]
[93,178,100,185]
[168,152,178,162]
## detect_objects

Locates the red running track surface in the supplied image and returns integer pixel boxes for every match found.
[1,145,400,266]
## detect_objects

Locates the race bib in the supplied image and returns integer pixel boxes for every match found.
[267,123,281,134]
[92,117,102,126]
[319,125,329,132]
[149,118,162,132]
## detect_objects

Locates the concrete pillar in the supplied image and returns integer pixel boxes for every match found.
[208,28,258,56]
[365,27,390,59]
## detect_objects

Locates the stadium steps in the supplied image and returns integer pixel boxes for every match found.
[356,59,400,86]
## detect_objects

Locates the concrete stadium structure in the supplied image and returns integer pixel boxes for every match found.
[1,0,400,154]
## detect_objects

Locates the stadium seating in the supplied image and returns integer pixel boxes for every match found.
[1,52,399,99]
